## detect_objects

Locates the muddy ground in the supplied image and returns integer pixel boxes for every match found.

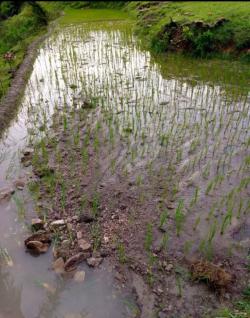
[20,103,250,318]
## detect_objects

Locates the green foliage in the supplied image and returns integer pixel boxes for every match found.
[0,2,48,99]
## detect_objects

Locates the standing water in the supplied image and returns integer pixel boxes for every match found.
[0,15,249,318]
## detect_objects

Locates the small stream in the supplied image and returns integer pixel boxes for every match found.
[0,15,249,318]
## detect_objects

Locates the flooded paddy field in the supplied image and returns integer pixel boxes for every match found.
[0,12,249,318]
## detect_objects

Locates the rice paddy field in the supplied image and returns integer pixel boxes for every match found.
[0,7,249,318]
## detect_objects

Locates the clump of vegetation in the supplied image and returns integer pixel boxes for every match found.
[0,1,48,99]
[126,1,250,59]
[190,259,233,291]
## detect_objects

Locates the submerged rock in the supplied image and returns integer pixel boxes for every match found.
[31,218,44,231]
[87,256,103,268]
[78,239,91,252]
[14,179,25,190]
[25,230,51,255]
[53,257,65,274]
[73,270,85,282]
[0,187,15,201]
[26,240,49,254]
[64,252,90,272]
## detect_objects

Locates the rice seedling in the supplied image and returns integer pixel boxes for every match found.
[144,223,153,252]
[91,222,101,252]
[117,241,127,264]
[174,199,185,237]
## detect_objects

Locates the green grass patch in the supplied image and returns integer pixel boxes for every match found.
[0,3,48,100]
[58,8,132,25]
[127,1,250,58]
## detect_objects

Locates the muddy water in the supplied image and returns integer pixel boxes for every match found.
[0,17,249,318]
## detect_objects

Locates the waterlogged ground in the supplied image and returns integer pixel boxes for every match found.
[0,11,249,318]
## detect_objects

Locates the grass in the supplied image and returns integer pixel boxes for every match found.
[58,8,132,25]
[0,3,48,100]
[127,1,250,59]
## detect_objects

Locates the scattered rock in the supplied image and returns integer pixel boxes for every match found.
[165,264,174,272]
[76,231,82,239]
[61,239,70,248]
[64,252,90,272]
[67,223,73,231]
[25,231,51,255]
[0,187,15,201]
[87,257,103,268]
[78,239,91,252]
[26,240,49,254]
[79,212,94,223]
[50,219,66,229]
[31,218,44,231]
[14,179,25,190]
[73,270,85,282]
[53,257,65,274]
[25,231,51,245]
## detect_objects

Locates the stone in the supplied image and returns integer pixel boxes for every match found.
[14,180,25,190]
[79,212,94,223]
[76,231,82,240]
[67,223,73,231]
[25,231,51,245]
[26,240,49,254]
[165,264,174,272]
[73,270,85,282]
[50,220,65,228]
[87,257,103,268]
[53,257,65,274]
[64,252,89,272]
[31,218,44,231]
[0,187,15,201]
[78,239,91,252]
[61,240,70,248]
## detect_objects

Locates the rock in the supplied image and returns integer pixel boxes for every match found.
[64,252,90,272]
[103,235,109,244]
[53,257,65,274]
[76,231,82,239]
[166,203,175,210]
[87,257,103,268]
[79,212,94,223]
[61,239,70,248]
[26,240,49,254]
[73,270,85,282]
[25,231,51,245]
[31,218,44,231]
[21,148,33,166]
[25,231,51,255]
[159,223,167,233]
[0,187,15,201]
[14,180,25,190]
[50,220,66,229]
[153,238,162,253]
[23,148,33,156]
[67,223,73,231]
[158,312,167,318]
[78,239,91,252]
[165,264,174,272]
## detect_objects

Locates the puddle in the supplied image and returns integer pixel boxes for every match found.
[0,16,249,318]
